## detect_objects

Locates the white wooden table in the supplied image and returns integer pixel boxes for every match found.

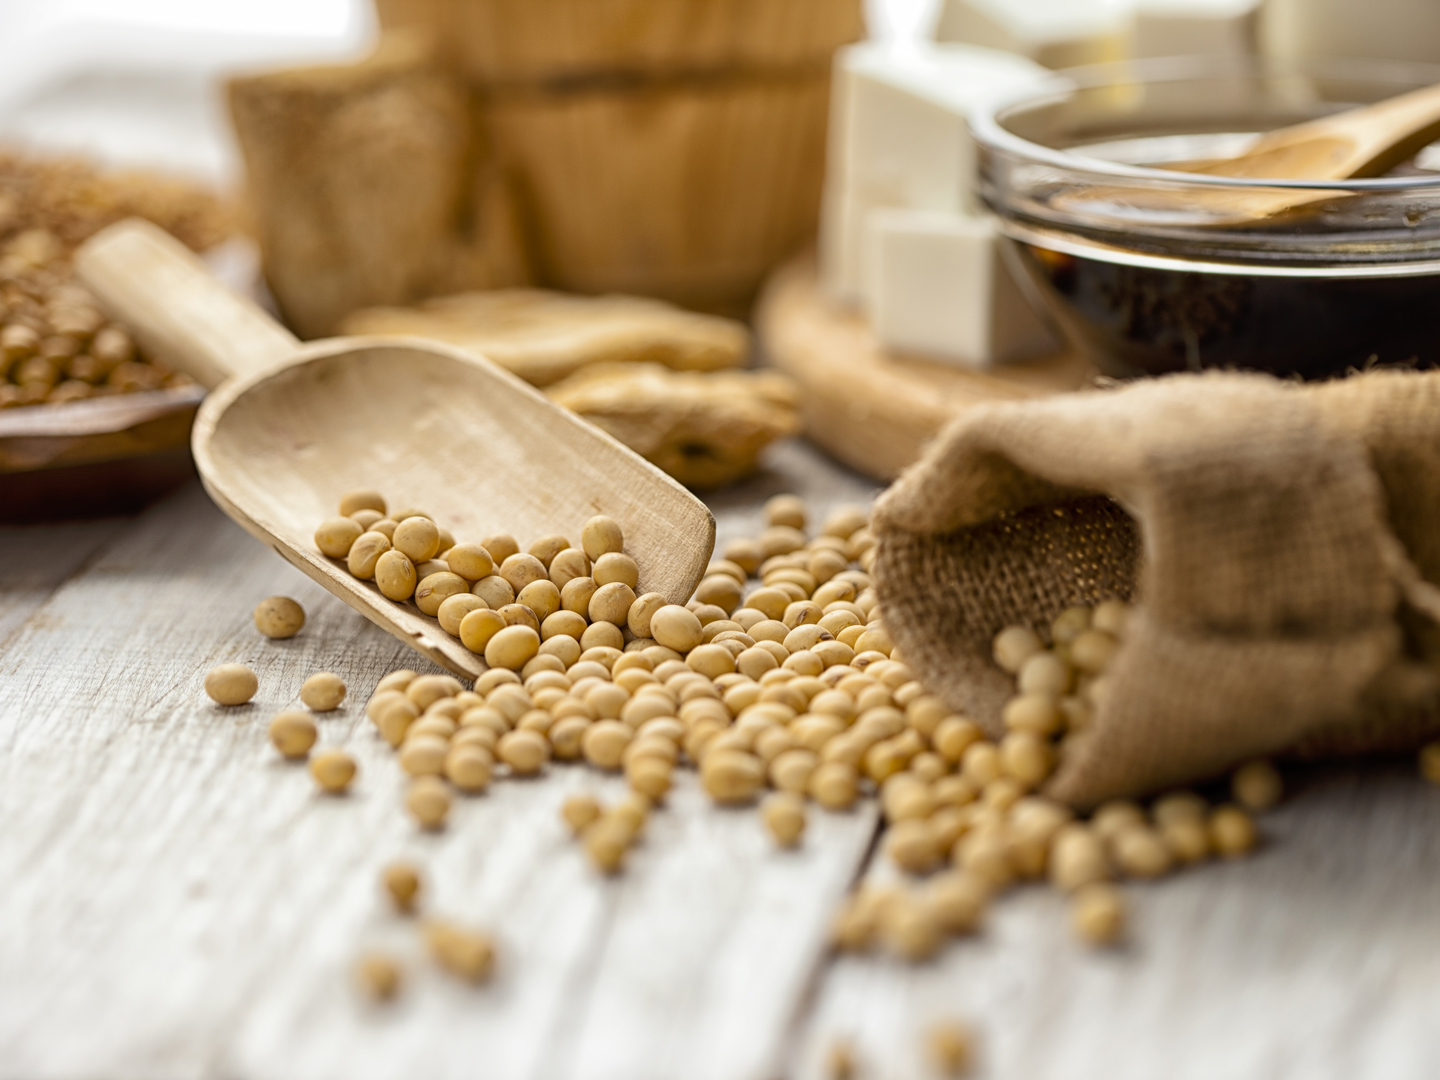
[2,438,1438,1080]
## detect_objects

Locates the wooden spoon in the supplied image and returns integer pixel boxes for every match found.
[1061,80,1440,226]
[74,218,716,679]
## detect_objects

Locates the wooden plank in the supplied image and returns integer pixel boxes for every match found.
[785,763,1440,1080]
[756,254,1096,482]
[0,443,885,1080]
[0,515,130,650]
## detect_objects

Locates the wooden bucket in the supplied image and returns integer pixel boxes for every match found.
[377,0,864,314]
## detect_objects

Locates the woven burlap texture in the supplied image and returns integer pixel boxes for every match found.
[873,370,1440,809]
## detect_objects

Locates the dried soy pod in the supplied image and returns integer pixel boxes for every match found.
[269,710,317,759]
[205,663,257,706]
[253,595,306,639]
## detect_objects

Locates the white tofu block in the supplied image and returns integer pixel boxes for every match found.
[1134,0,1261,58]
[819,41,1046,305]
[818,190,871,308]
[1261,0,1440,66]
[829,42,1047,214]
[869,209,1057,368]
[935,0,1131,69]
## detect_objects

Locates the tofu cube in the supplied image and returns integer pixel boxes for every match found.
[868,209,1057,368]
[819,41,1045,304]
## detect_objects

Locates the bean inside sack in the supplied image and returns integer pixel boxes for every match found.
[872,370,1440,808]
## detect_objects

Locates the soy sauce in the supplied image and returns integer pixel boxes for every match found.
[1011,240,1440,382]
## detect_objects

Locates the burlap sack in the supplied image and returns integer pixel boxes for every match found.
[872,370,1440,809]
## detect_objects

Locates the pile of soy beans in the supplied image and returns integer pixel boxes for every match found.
[830,605,1275,959]
[288,489,1297,1004]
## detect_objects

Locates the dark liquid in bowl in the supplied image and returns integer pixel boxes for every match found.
[1012,242,1440,380]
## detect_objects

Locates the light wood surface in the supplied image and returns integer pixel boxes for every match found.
[757,254,1096,481]
[75,219,716,680]
[790,761,1440,1080]
[2,439,1437,1080]
[0,446,880,1080]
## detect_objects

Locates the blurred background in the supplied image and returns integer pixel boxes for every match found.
[0,0,948,182]
[4,0,1440,519]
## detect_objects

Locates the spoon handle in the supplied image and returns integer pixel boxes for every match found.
[75,218,299,390]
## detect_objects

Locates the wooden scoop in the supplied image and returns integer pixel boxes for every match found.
[74,218,716,679]
[1063,80,1440,225]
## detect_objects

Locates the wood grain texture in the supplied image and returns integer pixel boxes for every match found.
[0,444,881,1080]
[487,71,833,312]
[77,220,716,680]
[377,0,864,83]
[789,762,1440,1080]
[0,516,128,648]
[756,254,1097,481]
[226,32,532,339]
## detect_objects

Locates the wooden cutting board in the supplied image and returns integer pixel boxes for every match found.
[755,253,1097,480]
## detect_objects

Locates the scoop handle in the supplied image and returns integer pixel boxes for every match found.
[74,218,299,390]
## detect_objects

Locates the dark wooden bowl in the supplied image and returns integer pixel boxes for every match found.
[0,385,204,522]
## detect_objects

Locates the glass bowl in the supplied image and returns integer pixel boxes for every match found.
[971,56,1440,380]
